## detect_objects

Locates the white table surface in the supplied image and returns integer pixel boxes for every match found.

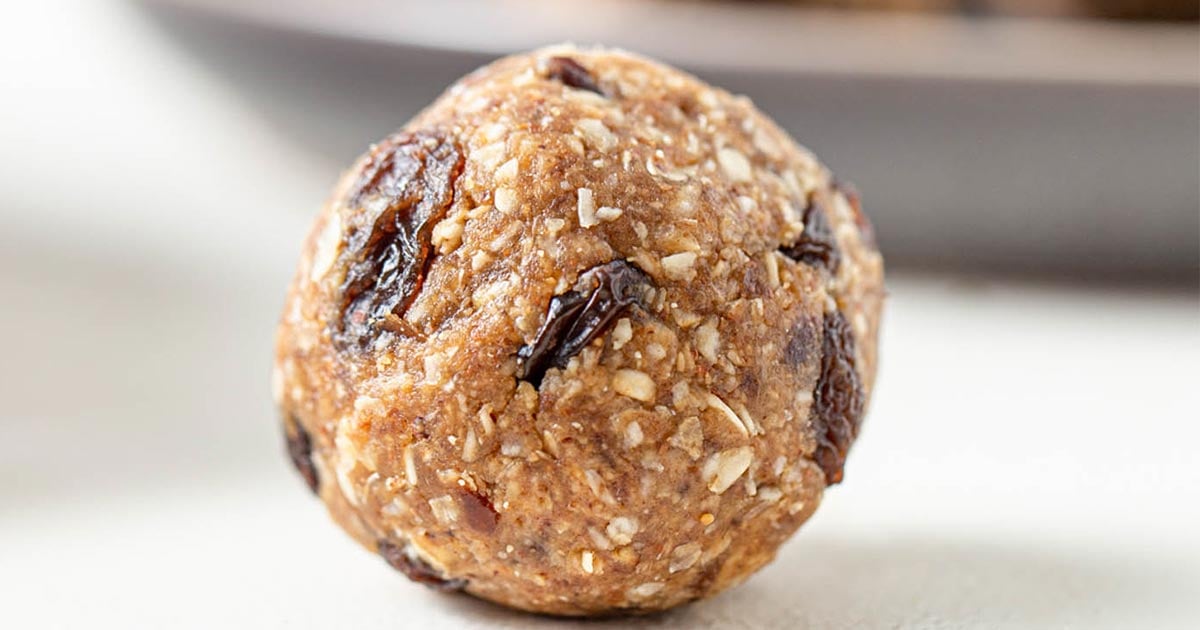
[2,3,1198,629]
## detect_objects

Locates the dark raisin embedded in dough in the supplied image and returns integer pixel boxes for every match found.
[781,200,841,273]
[545,56,604,96]
[810,311,864,485]
[337,131,464,349]
[285,417,319,493]
[378,540,467,591]
[460,489,499,534]
[517,260,651,387]
[785,319,817,368]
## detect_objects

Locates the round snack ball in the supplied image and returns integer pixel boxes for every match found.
[273,45,884,616]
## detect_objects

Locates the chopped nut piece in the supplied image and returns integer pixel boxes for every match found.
[732,401,762,437]
[485,223,521,253]
[661,252,698,279]
[671,308,703,328]
[584,469,617,505]
[613,369,656,402]
[695,321,720,363]
[494,187,517,214]
[646,156,689,182]
[611,317,633,350]
[381,496,409,517]
[541,429,561,458]
[717,147,752,182]
[628,582,664,599]
[669,416,704,459]
[606,516,639,546]
[581,550,596,574]
[670,381,691,409]
[704,446,753,494]
[494,158,519,182]
[500,438,525,457]
[402,445,418,485]
[575,118,618,152]
[472,141,506,172]
[431,215,465,254]
[624,420,644,448]
[470,250,492,271]
[476,405,495,435]
[429,495,459,524]
[462,426,480,462]
[757,486,783,502]
[669,542,702,573]
[753,125,783,159]
[763,251,781,288]
[595,206,623,222]
[633,221,649,241]
[587,527,613,551]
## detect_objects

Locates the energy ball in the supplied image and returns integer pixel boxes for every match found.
[273,45,884,616]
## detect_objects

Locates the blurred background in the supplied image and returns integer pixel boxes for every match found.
[1,1,1197,628]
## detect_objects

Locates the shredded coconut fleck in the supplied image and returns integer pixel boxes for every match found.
[577,187,598,227]
[705,392,749,437]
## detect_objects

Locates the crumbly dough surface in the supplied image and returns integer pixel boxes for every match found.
[274,45,884,616]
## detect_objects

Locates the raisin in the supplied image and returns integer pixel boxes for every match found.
[337,131,464,348]
[545,56,604,96]
[517,260,651,387]
[284,417,319,493]
[460,489,499,534]
[809,311,864,485]
[781,200,841,273]
[377,540,467,591]
[785,319,817,368]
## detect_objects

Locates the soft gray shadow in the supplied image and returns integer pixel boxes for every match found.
[415,536,1196,629]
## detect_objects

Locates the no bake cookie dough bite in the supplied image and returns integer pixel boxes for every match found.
[274,45,884,616]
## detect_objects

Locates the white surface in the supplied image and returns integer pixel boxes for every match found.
[2,3,1199,629]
